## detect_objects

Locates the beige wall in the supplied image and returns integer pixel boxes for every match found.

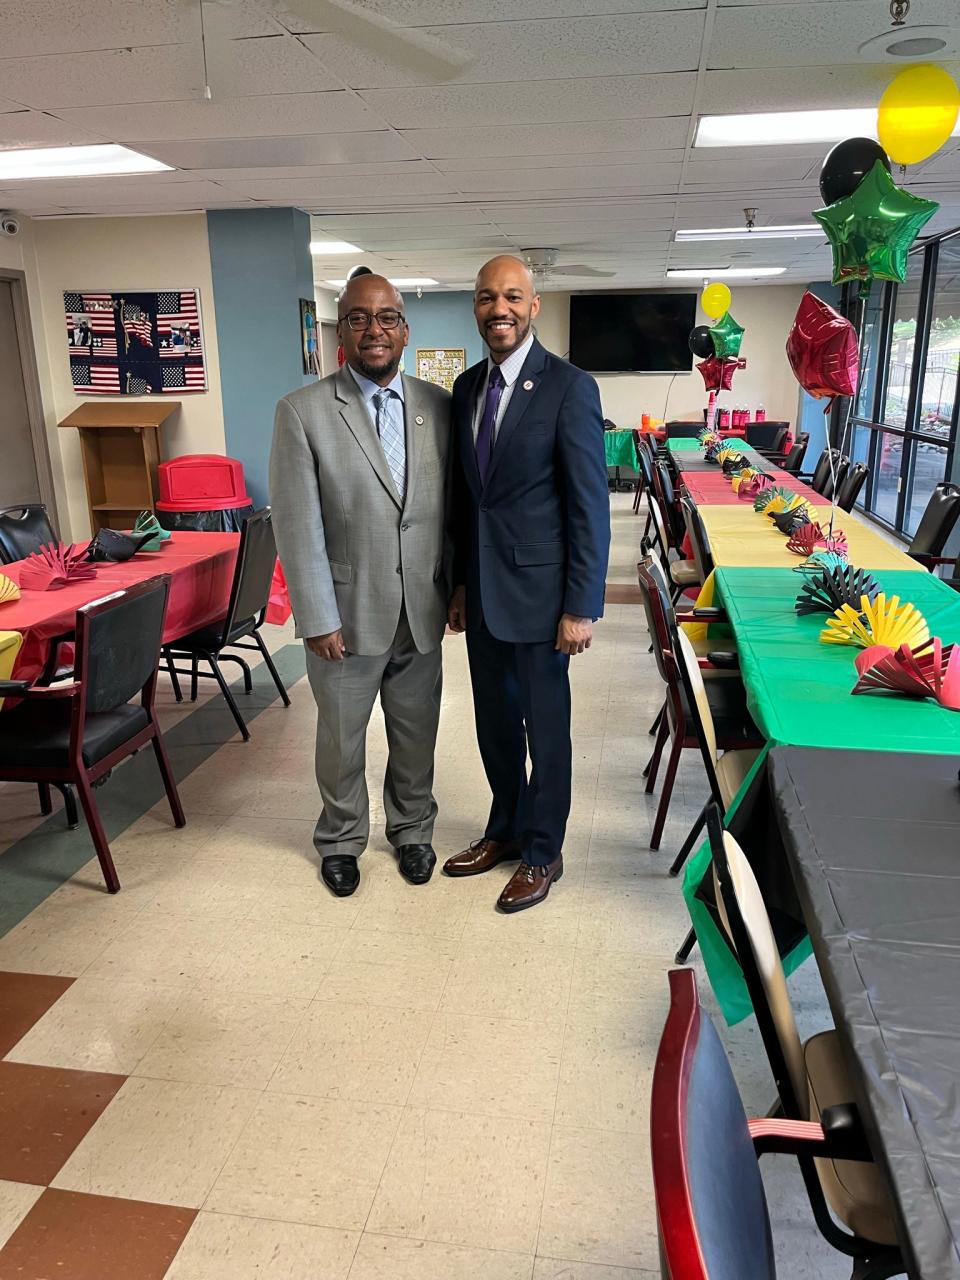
[29,213,225,538]
[535,285,806,429]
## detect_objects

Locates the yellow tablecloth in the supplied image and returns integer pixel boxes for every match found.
[697,503,914,572]
[0,631,23,710]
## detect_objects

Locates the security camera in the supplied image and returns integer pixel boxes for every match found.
[0,213,20,237]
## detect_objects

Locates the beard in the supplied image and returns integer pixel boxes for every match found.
[486,316,531,354]
[354,349,400,381]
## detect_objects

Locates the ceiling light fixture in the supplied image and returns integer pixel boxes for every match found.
[697,105,960,147]
[675,225,823,242]
[0,145,173,181]
[309,240,361,255]
[666,267,787,279]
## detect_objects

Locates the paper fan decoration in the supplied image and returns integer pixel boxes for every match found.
[793,550,850,576]
[0,573,20,605]
[716,445,742,464]
[763,488,806,516]
[730,468,758,493]
[699,429,721,448]
[795,566,882,616]
[786,521,823,555]
[738,474,771,502]
[721,455,748,475]
[131,511,171,552]
[771,505,813,535]
[822,530,848,557]
[853,638,960,711]
[18,543,97,592]
[704,441,722,463]
[820,593,929,649]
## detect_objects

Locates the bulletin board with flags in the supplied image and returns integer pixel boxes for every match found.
[63,289,207,396]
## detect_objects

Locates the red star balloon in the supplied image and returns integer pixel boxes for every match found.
[786,291,859,400]
[696,356,746,392]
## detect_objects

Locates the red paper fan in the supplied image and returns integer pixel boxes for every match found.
[853,638,960,710]
[18,542,97,592]
[822,530,848,556]
[786,522,824,555]
[737,473,771,502]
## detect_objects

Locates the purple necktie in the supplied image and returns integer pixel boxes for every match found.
[475,366,504,485]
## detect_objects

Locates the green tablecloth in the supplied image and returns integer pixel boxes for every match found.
[666,436,703,453]
[604,430,638,469]
[683,564,960,1022]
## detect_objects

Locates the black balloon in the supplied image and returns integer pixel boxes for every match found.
[819,137,892,206]
[347,265,374,280]
[688,325,715,358]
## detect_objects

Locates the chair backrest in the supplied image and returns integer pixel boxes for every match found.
[835,462,869,513]
[654,461,687,546]
[0,505,57,565]
[222,508,278,639]
[682,497,714,581]
[781,434,809,474]
[603,418,618,432]
[77,576,171,716]
[637,555,675,687]
[809,448,842,496]
[908,482,960,557]
[819,454,849,502]
[647,499,674,574]
[666,421,703,439]
[652,966,777,1280]
[745,421,790,451]
[708,807,808,1120]
[672,624,723,799]
[635,438,655,490]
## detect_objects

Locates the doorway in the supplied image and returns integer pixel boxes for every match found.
[0,271,56,518]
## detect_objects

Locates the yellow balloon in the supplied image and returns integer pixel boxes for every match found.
[701,282,732,319]
[878,65,960,166]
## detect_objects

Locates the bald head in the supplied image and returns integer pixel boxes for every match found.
[337,273,409,386]
[474,255,540,364]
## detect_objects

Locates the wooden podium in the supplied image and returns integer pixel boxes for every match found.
[58,401,181,534]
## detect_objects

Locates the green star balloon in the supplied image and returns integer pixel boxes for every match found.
[708,310,744,360]
[813,159,939,287]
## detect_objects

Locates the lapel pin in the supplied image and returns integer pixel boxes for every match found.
[522,380,534,391]
[415,415,424,425]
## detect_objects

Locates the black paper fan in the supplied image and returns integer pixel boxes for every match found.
[771,506,812,536]
[795,565,882,617]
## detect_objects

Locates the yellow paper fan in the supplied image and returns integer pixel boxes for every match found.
[766,491,809,516]
[716,446,739,463]
[730,468,758,492]
[820,593,929,649]
[0,574,20,605]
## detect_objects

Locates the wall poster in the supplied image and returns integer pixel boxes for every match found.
[416,347,465,393]
[64,289,207,395]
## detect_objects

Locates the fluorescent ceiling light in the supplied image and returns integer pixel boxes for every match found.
[0,144,172,181]
[696,108,880,147]
[309,240,360,254]
[325,277,438,288]
[675,225,823,242]
[666,267,787,279]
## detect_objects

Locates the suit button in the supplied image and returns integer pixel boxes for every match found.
[396,566,402,574]
[480,504,488,512]
[401,522,410,531]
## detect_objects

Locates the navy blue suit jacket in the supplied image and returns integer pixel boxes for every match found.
[452,338,611,644]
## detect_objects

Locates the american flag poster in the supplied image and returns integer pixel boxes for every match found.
[63,289,207,395]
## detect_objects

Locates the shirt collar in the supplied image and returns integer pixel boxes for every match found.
[487,330,535,388]
[348,364,405,404]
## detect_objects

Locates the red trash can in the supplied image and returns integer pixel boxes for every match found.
[156,454,254,533]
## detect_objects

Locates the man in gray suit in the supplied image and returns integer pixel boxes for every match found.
[269,274,451,897]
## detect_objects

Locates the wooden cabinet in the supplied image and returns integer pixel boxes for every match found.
[57,401,180,533]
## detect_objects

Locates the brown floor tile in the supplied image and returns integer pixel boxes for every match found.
[604,584,642,605]
[0,973,75,1058]
[0,1188,196,1280]
[0,1062,125,1185]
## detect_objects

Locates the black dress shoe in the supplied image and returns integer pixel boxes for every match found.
[321,855,360,897]
[397,843,436,885]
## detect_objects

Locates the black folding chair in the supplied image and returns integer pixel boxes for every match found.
[163,509,290,741]
[0,577,184,893]
[0,504,57,564]
[835,462,869,513]
[907,482,960,573]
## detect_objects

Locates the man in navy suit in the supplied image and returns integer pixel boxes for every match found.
[445,255,610,912]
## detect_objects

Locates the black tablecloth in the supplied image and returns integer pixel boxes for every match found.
[769,745,960,1280]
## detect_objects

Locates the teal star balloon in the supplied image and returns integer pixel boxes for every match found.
[813,160,939,287]
[709,310,744,360]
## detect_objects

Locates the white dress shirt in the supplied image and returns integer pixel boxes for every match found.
[472,330,536,443]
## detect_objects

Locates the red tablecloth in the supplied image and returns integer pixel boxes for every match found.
[681,467,818,507]
[0,532,239,684]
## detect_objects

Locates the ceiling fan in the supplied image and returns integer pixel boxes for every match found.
[522,248,617,283]
[205,0,472,88]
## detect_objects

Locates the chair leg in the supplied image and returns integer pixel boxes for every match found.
[649,733,682,851]
[643,713,669,792]
[209,655,250,741]
[38,783,52,816]
[163,648,183,703]
[74,774,121,893]
[675,927,697,965]
[632,480,643,514]
[190,653,199,702]
[669,803,707,877]
[849,1249,905,1280]
[150,729,186,828]
[55,782,80,830]
[253,631,291,707]
[648,704,664,736]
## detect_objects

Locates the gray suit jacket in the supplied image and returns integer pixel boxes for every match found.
[269,367,452,656]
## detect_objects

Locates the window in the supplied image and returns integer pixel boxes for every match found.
[847,229,959,538]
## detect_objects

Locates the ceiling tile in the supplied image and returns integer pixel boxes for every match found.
[135,132,420,169]
[0,46,204,109]
[218,172,458,199]
[204,34,342,98]
[198,160,438,182]
[404,116,690,160]
[282,0,707,25]
[53,92,384,141]
[0,109,108,148]
[360,73,697,129]
[434,148,686,173]
[452,163,683,195]
[0,0,199,58]
[302,10,705,89]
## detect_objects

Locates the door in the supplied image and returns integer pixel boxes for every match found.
[319,320,340,376]
[0,279,41,507]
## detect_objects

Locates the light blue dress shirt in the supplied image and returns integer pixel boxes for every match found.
[348,365,406,494]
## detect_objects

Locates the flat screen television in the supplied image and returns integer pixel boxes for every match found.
[568,292,696,373]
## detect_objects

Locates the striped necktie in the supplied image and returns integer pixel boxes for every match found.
[373,387,406,500]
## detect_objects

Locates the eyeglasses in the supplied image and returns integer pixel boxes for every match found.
[341,309,405,331]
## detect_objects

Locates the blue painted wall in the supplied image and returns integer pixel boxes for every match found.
[403,291,484,375]
[207,208,315,505]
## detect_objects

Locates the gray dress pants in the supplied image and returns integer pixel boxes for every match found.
[305,609,442,859]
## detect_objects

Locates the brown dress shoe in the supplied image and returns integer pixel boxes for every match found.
[443,837,521,877]
[496,856,563,913]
